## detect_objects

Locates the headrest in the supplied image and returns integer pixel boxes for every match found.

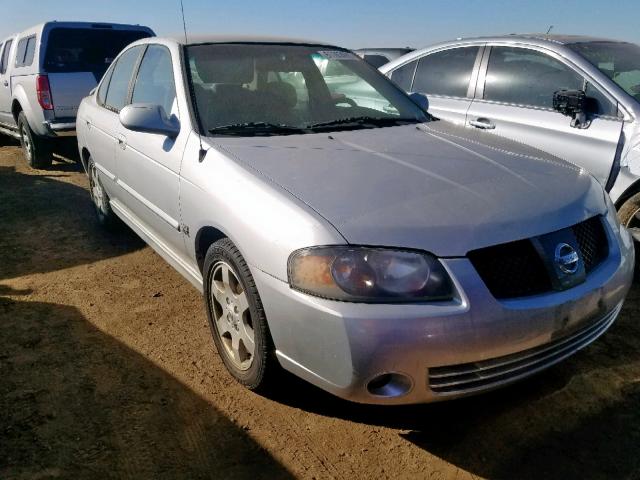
[263,81,297,110]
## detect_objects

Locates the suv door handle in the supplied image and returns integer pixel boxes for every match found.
[2,80,8,87]
[469,118,496,130]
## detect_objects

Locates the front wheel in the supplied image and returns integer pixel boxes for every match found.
[203,238,278,390]
[18,112,52,169]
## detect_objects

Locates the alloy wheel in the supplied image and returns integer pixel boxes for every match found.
[209,261,255,371]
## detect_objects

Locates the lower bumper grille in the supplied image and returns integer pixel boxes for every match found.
[428,303,622,395]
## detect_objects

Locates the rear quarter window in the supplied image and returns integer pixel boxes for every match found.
[15,35,36,68]
[44,27,152,78]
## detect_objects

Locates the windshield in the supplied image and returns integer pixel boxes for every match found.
[568,41,640,101]
[186,43,428,136]
[44,28,152,77]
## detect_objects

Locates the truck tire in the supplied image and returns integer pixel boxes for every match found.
[618,192,640,280]
[18,112,52,169]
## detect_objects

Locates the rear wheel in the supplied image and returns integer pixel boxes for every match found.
[18,112,52,169]
[618,192,640,279]
[88,156,120,229]
[203,238,278,391]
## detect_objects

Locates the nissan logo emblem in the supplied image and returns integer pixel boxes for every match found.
[555,243,580,274]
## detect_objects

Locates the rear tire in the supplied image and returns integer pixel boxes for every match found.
[87,156,120,230]
[18,112,52,169]
[203,238,278,391]
[618,192,640,280]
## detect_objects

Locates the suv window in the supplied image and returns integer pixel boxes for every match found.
[104,45,144,112]
[390,60,418,91]
[413,47,479,97]
[131,45,177,117]
[484,47,584,109]
[0,40,12,74]
[15,35,36,68]
[44,27,152,78]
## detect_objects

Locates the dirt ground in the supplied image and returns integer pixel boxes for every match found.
[1,140,639,480]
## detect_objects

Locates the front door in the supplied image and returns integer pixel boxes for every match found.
[115,44,187,258]
[466,45,624,186]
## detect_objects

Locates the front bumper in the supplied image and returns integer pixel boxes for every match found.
[254,220,635,405]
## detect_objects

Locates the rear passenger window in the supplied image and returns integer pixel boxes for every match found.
[362,54,390,69]
[0,40,11,74]
[131,45,177,117]
[413,47,479,97]
[15,35,36,67]
[104,45,144,112]
[484,47,584,109]
[390,60,418,91]
[97,63,115,106]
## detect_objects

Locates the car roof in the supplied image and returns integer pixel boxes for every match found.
[167,34,341,48]
[425,33,631,47]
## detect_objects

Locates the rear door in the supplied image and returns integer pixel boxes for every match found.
[466,45,624,186]
[407,46,483,125]
[0,39,13,125]
[43,26,153,119]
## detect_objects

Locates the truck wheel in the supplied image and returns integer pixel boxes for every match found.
[18,112,52,169]
[618,192,640,279]
[87,156,120,230]
[203,238,278,391]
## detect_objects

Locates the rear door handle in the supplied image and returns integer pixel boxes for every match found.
[117,134,127,150]
[3,80,8,87]
[469,118,496,130]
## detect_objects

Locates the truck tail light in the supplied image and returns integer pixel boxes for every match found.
[36,75,54,110]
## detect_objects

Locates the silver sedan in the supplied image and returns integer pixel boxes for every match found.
[76,36,634,404]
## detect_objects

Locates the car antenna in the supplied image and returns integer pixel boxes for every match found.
[180,0,207,162]
[546,25,554,35]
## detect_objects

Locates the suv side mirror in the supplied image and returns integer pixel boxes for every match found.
[119,103,180,138]
[408,92,429,112]
[553,90,590,128]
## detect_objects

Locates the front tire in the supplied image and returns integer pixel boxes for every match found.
[87,156,120,230]
[18,112,52,169]
[203,238,277,390]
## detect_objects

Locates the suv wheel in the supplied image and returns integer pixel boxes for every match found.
[88,156,120,229]
[203,238,278,391]
[18,112,52,169]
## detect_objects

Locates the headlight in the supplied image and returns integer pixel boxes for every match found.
[288,246,454,302]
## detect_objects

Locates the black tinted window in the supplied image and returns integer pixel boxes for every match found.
[413,47,479,97]
[15,35,36,67]
[390,60,417,91]
[44,27,151,77]
[0,40,12,74]
[484,47,583,108]
[104,46,144,112]
[363,54,390,68]
[132,45,177,116]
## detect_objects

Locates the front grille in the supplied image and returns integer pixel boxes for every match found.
[469,216,609,299]
[572,216,608,273]
[428,303,621,395]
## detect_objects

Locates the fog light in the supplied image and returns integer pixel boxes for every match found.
[366,372,412,398]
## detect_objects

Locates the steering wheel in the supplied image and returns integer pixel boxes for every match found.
[332,93,357,107]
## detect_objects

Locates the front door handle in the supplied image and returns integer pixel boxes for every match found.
[117,134,127,150]
[3,80,8,87]
[469,118,496,130]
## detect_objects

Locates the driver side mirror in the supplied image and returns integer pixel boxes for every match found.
[408,92,429,112]
[119,103,180,138]
[552,90,590,128]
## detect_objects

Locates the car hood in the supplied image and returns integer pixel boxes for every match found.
[210,121,606,256]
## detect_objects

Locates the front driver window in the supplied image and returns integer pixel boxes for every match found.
[132,45,178,118]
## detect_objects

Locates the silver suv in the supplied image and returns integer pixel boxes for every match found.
[76,36,633,404]
[381,35,640,242]
[0,21,153,168]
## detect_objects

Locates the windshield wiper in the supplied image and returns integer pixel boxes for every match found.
[306,116,420,130]
[208,122,306,136]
